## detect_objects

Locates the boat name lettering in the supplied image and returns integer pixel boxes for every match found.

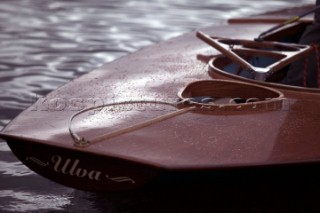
[25,155,135,184]
[52,155,102,180]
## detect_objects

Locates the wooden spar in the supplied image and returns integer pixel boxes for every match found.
[228,17,313,24]
[196,31,256,72]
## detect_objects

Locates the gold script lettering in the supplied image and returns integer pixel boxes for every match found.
[88,170,102,180]
[50,155,134,184]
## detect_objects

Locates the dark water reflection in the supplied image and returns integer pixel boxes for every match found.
[0,0,314,212]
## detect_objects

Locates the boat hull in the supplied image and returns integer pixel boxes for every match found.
[5,136,159,192]
[1,9,320,192]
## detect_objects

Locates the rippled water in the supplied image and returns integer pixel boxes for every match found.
[0,0,314,212]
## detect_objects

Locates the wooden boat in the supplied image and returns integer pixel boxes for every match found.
[1,6,320,192]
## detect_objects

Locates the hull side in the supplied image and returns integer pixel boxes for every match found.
[5,136,159,192]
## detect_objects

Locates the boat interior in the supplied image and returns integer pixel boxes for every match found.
[205,21,319,89]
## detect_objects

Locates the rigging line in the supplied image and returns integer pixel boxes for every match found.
[68,99,196,148]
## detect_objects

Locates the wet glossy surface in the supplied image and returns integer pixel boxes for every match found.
[0,0,315,212]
